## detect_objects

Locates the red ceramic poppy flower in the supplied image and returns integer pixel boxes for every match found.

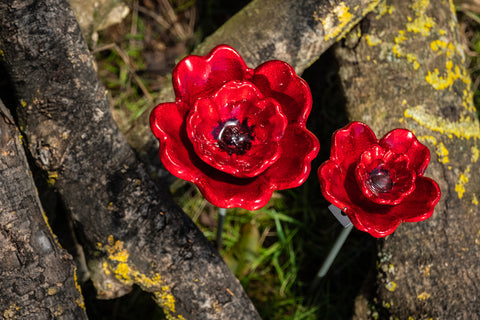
[318,122,441,238]
[150,45,319,210]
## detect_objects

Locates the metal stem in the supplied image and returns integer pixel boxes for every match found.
[310,224,353,292]
[216,207,227,249]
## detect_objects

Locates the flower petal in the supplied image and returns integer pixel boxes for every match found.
[355,147,416,205]
[195,172,275,210]
[317,160,353,211]
[187,81,287,177]
[318,158,404,238]
[252,60,312,124]
[349,208,401,238]
[388,176,441,222]
[173,45,250,108]
[150,102,201,182]
[331,121,378,173]
[380,128,431,175]
[267,125,320,190]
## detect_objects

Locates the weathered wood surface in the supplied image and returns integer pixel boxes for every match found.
[0,100,88,320]
[0,1,260,319]
[334,0,480,318]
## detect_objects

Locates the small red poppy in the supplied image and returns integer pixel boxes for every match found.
[318,122,441,238]
[150,45,319,210]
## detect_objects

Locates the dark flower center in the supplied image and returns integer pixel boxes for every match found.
[214,119,254,155]
[367,166,393,194]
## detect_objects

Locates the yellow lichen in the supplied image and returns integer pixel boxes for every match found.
[391,29,420,70]
[154,287,177,315]
[3,304,20,320]
[462,89,477,113]
[406,53,420,70]
[375,0,395,19]
[53,306,63,317]
[430,39,447,52]
[417,292,431,300]
[417,135,437,146]
[406,15,435,36]
[316,2,354,41]
[449,0,456,15]
[47,171,58,187]
[366,34,382,46]
[404,0,435,36]
[404,105,480,139]
[425,39,471,91]
[421,266,431,277]
[471,146,479,163]
[101,236,183,319]
[385,281,397,292]
[425,66,467,90]
[435,142,449,163]
[455,166,470,199]
[362,0,382,16]
[74,267,86,309]
[47,287,57,295]
[472,194,479,206]
[41,211,61,248]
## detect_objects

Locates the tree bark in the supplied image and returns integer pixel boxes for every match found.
[334,0,480,318]
[0,100,88,320]
[127,0,382,163]
[0,1,260,319]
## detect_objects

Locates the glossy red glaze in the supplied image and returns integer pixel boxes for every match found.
[318,122,441,238]
[150,45,319,210]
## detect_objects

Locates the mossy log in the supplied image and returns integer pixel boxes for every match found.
[0,100,88,320]
[334,0,480,318]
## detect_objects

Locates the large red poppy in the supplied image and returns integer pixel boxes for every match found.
[318,122,441,238]
[150,45,319,210]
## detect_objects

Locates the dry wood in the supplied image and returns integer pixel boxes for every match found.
[0,100,88,320]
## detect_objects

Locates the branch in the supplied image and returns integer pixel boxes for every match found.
[0,1,259,318]
[334,0,480,317]
[0,100,87,319]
